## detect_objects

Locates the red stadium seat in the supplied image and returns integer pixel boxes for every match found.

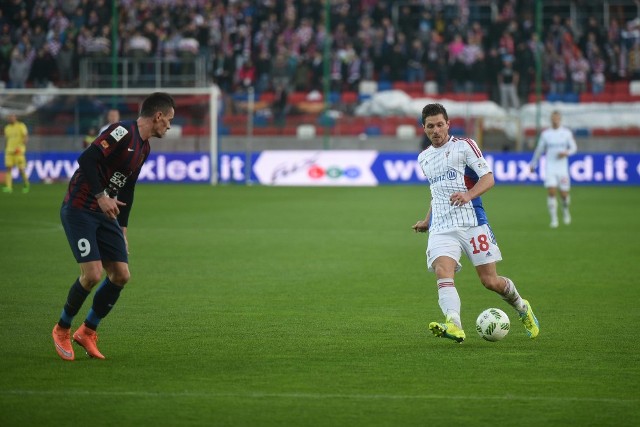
[579,93,595,103]
[612,81,630,94]
[260,92,275,103]
[341,92,358,104]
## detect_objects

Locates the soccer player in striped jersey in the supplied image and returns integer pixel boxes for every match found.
[52,92,175,360]
[412,103,539,343]
[529,110,577,228]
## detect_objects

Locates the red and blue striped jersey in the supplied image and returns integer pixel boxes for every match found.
[63,120,150,217]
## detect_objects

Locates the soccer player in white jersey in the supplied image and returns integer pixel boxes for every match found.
[412,103,539,343]
[529,110,577,228]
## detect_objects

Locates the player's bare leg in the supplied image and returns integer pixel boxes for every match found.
[560,190,571,225]
[547,187,558,228]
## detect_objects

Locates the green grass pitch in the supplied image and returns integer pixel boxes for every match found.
[1,183,638,426]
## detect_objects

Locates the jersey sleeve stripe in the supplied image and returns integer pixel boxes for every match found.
[463,138,482,158]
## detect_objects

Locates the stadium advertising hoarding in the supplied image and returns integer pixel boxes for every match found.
[224,151,640,186]
[11,152,640,185]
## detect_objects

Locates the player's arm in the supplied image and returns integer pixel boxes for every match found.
[529,134,546,171]
[78,145,126,220]
[116,176,136,227]
[561,131,578,158]
[115,161,144,253]
[450,141,494,206]
[412,201,432,233]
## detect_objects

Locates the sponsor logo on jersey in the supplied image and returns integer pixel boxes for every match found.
[110,126,128,142]
[100,140,109,149]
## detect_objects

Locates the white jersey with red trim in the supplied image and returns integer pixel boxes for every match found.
[418,135,493,233]
[530,126,577,176]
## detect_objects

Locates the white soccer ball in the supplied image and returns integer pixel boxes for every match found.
[476,308,510,341]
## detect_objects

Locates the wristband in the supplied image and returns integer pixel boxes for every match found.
[95,189,109,199]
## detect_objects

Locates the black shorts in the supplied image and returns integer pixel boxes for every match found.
[60,204,128,264]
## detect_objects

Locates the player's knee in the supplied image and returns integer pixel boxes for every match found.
[109,269,131,286]
[80,271,104,288]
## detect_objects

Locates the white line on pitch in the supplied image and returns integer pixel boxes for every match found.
[1,389,636,404]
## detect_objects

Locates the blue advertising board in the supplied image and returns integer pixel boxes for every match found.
[372,152,640,186]
[9,152,640,185]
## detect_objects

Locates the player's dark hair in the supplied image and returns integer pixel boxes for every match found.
[421,103,448,125]
[139,92,175,118]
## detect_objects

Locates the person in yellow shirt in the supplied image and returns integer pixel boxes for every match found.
[3,114,30,193]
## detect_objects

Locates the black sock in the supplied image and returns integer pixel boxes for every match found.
[84,278,123,329]
[58,279,89,328]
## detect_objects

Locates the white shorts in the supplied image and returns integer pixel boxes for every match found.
[544,173,571,191]
[426,224,503,272]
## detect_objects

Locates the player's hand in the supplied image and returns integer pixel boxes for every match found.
[450,191,470,207]
[98,197,127,220]
[14,148,21,155]
[412,220,429,233]
[557,151,568,159]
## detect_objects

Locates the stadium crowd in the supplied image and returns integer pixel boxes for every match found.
[1,0,639,107]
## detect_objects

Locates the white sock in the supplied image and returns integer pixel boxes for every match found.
[437,278,461,327]
[547,196,558,222]
[500,277,526,313]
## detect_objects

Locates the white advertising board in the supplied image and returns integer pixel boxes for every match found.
[253,150,378,186]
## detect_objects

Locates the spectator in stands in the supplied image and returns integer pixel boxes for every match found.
[628,39,640,79]
[30,24,46,51]
[498,54,519,111]
[0,0,637,105]
[8,47,29,88]
[462,33,484,93]
[345,49,362,91]
[485,46,503,103]
[568,49,590,94]
[389,37,409,82]
[292,56,311,92]
[30,7,49,34]
[125,29,152,83]
[271,52,290,92]
[515,41,535,103]
[309,49,324,91]
[49,9,70,35]
[406,39,426,83]
[70,7,86,30]
[255,50,272,93]
[448,34,466,92]
[85,25,111,74]
[0,27,12,83]
[272,81,288,128]
[177,22,200,76]
[237,58,256,92]
[329,50,344,91]
[56,38,76,87]
[29,47,55,88]
[548,49,568,95]
[212,46,234,94]
[590,49,606,94]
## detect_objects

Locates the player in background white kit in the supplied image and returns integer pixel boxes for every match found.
[412,103,539,343]
[530,110,577,228]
